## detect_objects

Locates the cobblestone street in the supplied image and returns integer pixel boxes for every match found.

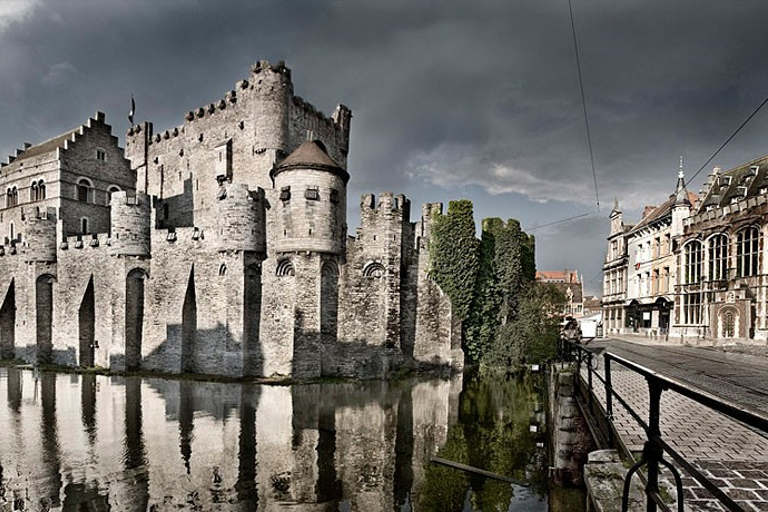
[582,339,768,511]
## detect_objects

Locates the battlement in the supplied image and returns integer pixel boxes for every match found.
[360,193,411,213]
[61,232,112,251]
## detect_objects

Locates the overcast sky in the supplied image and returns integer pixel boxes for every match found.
[3,0,768,295]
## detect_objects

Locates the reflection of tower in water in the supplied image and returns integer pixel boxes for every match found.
[124,376,149,511]
[236,383,258,511]
[39,372,62,509]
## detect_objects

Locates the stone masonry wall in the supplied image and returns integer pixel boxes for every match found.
[0,61,463,379]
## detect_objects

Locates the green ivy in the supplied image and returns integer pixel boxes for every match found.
[430,202,543,369]
[430,200,480,323]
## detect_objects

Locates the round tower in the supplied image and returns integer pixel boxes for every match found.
[252,60,292,160]
[213,183,266,255]
[109,191,151,257]
[270,140,349,255]
[23,207,57,263]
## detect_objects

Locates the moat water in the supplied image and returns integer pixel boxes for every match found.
[0,368,585,511]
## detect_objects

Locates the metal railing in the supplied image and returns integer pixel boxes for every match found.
[561,339,768,512]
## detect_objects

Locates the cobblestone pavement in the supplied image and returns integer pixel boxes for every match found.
[580,339,768,511]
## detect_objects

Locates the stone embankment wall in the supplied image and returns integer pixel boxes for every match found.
[549,365,595,487]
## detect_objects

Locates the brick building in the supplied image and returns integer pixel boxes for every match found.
[0,60,463,378]
[536,269,584,317]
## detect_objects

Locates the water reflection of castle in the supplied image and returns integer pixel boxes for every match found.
[0,369,461,510]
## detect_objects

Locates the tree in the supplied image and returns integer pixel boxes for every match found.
[481,283,566,371]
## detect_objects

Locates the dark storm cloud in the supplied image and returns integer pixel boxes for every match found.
[4,0,768,294]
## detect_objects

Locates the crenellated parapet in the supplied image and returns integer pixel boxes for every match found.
[417,202,443,245]
[358,193,411,238]
[213,182,266,255]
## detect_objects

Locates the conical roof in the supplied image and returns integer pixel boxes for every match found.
[674,170,691,207]
[271,140,349,183]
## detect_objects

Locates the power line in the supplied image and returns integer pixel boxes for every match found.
[526,212,591,231]
[689,92,768,184]
[568,0,600,211]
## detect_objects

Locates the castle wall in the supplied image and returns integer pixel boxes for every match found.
[140,229,259,377]
[0,61,463,379]
[339,193,407,348]
[124,61,350,238]
[411,205,458,368]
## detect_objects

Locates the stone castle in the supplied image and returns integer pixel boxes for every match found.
[0,60,463,378]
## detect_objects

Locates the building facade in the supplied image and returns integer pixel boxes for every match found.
[603,156,768,342]
[0,60,463,378]
[536,269,584,317]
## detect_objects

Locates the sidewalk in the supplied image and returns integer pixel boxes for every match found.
[580,342,768,511]
[603,331,768,348]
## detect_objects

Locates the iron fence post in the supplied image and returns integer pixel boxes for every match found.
[588,351,593,408]
[646,378,664,512]
[605,354,614,446]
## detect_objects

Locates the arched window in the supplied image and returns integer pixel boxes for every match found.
[81,217,90,235]
[684,240,702,284]
[29,180,46,202]
[708,234,728,281]
[77,178,93,203]
[276,259,295,277]
[363,261,386,278]
[736,226,759,277]
[322,261,339,277]
[106,185,121,205]
[6,187,18,208]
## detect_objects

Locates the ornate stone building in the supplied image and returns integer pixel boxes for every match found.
[603,155,768,342]
[602,199,630,335]
[677,157,768,340]
[0,60,463,378]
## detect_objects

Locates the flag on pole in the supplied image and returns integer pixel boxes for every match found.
[129,95,135,125]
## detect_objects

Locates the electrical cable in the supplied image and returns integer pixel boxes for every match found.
[568,0,600,211]
[526,212,591,231]
[688,93,768,184]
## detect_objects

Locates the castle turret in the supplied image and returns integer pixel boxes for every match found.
[125,122,153,194]
[252,60,293,164]
[270,140,349,255]
[213,182,266,255]
[109,191,151,257]
[22,207,57,263]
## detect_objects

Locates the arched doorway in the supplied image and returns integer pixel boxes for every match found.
[36,274,56,364]
[0,279,15,360]
[181,266,197,373]
[79,277,95,367]
[126,269,146,371]
[243,263,262,376]
[718,307,739,339]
